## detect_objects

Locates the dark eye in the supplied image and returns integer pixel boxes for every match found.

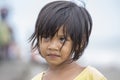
[59,37,66,43]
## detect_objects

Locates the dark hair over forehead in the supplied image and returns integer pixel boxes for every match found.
[30,1,92,61]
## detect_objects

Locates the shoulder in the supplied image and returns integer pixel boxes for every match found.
[32,72,44,80]
[85,66,107,80]
[86,66,104,75]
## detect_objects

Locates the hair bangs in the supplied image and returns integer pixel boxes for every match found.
[38,2,71,39]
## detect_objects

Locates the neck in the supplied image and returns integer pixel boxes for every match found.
[47,61,80,73]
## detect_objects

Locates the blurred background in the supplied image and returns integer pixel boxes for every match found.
[0,0,120,80]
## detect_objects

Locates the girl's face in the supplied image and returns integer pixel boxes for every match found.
[39,27,73,66]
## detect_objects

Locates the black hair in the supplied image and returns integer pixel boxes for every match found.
[30,1,92,61]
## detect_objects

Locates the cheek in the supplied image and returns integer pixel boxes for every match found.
[61,43,72,57]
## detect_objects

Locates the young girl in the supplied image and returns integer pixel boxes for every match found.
[30,1,107,80]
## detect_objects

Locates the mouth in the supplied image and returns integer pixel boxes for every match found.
[47,53,60,58]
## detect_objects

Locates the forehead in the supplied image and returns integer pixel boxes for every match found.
[56,26,64,35]
[51,25,68,37]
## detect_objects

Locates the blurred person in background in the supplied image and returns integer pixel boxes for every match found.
[0,7,21,61]
[0,7,13,60]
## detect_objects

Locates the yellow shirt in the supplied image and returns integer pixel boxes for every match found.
[32,66,107,80]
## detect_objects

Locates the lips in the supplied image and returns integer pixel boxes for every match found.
[48,54,60,57]
[47,53,60,58]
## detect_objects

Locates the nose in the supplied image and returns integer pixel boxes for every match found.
[48,40,59,51]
